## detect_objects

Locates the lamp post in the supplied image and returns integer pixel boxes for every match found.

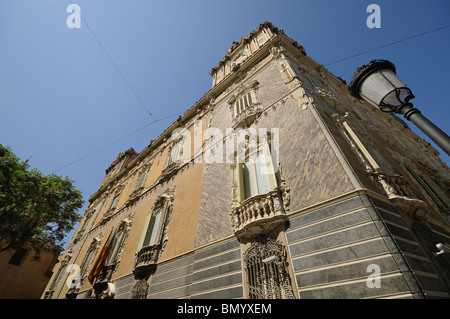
[349,59,450,156]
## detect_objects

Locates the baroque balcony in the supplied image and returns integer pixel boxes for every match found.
[231,188,288,239]
[133,244,160,278]
[375,173,429,220]
[94,263,117,284]
[158,162,180,184]
[232,103,263,129]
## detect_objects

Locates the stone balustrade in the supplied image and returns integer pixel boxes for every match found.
[232,103,263,128]
[231,188,288,239]
[134,245,160,275]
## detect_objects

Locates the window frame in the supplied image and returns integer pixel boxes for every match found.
[79,239,100,279]
[140,201,169,249]
[232,90,256,119]
[341,121,380,174]
[133,168,148,192]
[109,194,120,211]
[105,228,128,266]
[234,134,278,203]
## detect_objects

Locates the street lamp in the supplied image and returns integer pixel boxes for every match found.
[349,59,450,156]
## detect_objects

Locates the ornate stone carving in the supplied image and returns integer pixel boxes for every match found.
[133,244,160,276]
[92,282,115,299]
[131,278,149,299]
[131,188,175,299]
[231,187,289,239]
[131,245,157,299]
[375,173,430,221]
[269,42,286,59]
[158,162,180,184]
[232,102,263,128]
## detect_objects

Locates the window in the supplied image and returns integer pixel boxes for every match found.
[307,75,322,89]
[9,247,29,266]
[48,264,65,291]
[244,238,295,299]
[228,80,259,122]
[80,214,91,232]
[109,194,120,211]
[81,201,103,232]
[166,140,184,167]
[241,153,276,199]
[134,189,174,276]
[133,169,148,192]
[106,228,128,266]
[142,208,166,247]
[80,246,97,278]
[235,134,278,202]
[232,91,256,118]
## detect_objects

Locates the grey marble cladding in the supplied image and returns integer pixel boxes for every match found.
[286,208,372,243]
[287,196,366,230]
[298,274,411,299]
[291,238,390,272]
[194,239,240,261]
[289,222,381,257]
[286,194,449,298]
[296,255,401,288]
[190,286,243,299]
[147,239,243,299]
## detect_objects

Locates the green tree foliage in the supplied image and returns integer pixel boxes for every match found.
[0,144,84,259]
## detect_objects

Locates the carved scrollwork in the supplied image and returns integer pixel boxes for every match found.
[131,188,175,299]
[231,186,289,239]
[232,102,263,128]
[375,173,430,222]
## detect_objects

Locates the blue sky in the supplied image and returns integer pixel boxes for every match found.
[1,0,449,247]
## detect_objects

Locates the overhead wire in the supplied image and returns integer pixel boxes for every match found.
[68,0,155,120]
[52,112,183,173]
[55,7,450,173]
[323,24,450,67]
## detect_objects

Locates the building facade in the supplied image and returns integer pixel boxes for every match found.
[0,243,60,299]
[42,22,450,299]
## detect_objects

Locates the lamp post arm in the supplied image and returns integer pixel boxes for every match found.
[399,104,450,156]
